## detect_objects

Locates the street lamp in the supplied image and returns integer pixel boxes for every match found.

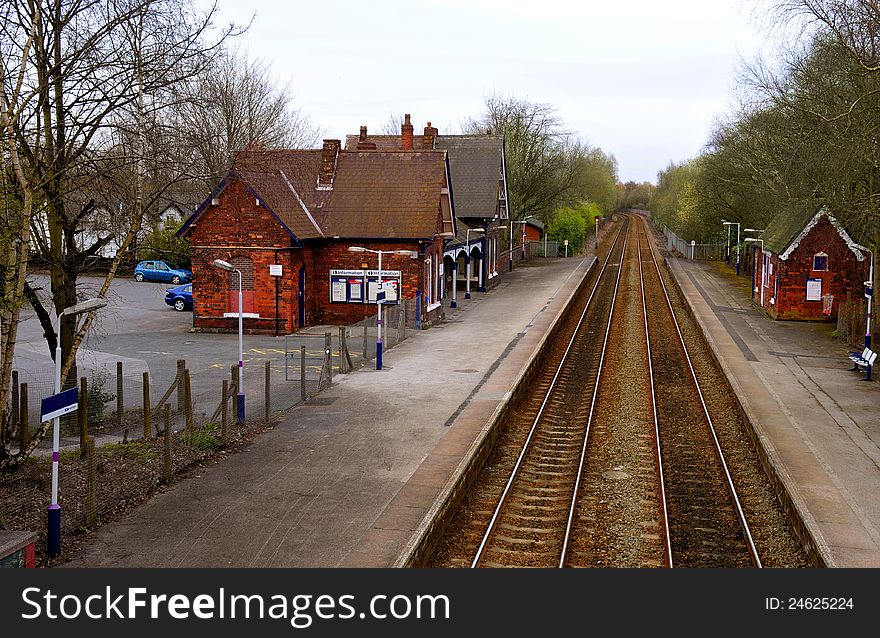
[722,220,741,275]
[509,220,528,271]
[212,259,245,423]
[348,246,417,370]
[744,238,765,307]
[48,297,108,557]
[465,228,484,299]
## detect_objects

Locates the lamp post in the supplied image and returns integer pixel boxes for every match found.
[722,220,741,275]
[48,297,108,558]
[212,259,244,422]
[465,227,484,300]
[348,247,417,370]
[744,238,765,307]
[509,220,527,270]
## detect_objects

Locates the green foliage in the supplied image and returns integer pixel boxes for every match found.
[139,224,192,268]
[87,370,117,424]
[547,205,588,255]
[180,428,218,451]
[618,181,655,211]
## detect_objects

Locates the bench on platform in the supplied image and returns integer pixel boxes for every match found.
[849,347,877,380]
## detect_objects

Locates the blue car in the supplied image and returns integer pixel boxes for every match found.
[164,283,193,312]
[134,260,192,284]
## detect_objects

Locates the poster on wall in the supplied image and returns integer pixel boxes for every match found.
[365,270,401,304]
[806,277,822,301]
[330,269,400,304]
[349,278,363,301]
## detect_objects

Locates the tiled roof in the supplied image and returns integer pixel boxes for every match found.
[435,136,504,219]
[182,148,452,241]
[761,204,866,263]
[344,133,506,220]
[760,202,818,255]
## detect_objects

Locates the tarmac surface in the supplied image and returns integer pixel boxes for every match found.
[62,228,880,569]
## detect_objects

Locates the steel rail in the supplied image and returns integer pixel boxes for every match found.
[558,229,629,567]
[471,221,629,568]
[640,215,762,568]
[637,226,674,567]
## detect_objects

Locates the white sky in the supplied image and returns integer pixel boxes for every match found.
[199,0,770,184]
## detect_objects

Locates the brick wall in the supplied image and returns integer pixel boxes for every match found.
[187,178,300,334]
[754,215,868,321]
[311,239,426,325]
[186,177,447,332]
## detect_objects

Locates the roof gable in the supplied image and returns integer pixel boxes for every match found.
[779,208,866,261]
[178,148,452,241]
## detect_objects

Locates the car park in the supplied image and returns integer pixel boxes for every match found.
[164,283,193,311]
[134,260,192,284]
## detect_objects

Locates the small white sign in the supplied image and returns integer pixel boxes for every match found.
[269,264,283,277]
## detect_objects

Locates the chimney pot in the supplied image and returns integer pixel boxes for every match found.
[318,139,341,187]
[402,113,414,151]
[359,125,367,142]
[423,121,439,149]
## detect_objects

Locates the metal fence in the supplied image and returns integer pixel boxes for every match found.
[0,298,419,560]
[660,225,725,261]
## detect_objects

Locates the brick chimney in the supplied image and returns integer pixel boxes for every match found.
[423,122,438,149]
[356,125,376,150]
[401,113,414,151]
[318,139,340,188]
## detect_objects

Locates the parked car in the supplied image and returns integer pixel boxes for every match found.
[164,283,193,311]
[134,260,192,284]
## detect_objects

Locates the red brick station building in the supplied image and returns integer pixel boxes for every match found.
[750,206,870,320]
[177,115,510,334]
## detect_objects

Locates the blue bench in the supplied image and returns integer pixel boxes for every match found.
[849,347,877,380]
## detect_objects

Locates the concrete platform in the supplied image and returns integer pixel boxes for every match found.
[668,258,880,567]
[62,255,594,568]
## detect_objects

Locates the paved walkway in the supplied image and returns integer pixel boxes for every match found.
[669,258,880,567]
[62,255,593,567]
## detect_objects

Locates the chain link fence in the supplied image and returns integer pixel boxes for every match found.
[0,298,420,561]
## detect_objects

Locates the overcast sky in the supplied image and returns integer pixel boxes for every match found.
[200,0,770,184]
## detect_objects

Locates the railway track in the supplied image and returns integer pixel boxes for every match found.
[426,212,806,568]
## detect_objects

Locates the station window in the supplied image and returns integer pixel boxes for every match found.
[813,252,828,271]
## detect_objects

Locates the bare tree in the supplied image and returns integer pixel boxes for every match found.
[173,48,321,179]
[0,0,243,468]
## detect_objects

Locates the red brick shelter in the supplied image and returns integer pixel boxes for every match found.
[177,142,456,333]
[750,206,869,320]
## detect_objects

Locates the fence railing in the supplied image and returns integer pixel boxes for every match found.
[660,225,726,261]
[0,297,420,560]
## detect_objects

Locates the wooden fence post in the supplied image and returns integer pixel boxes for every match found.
[79,377,89,456]
[116,361,124,430]
[221,379,228,445]
[85,436,96,526]
[10,370,19,434]
[264,360,271,423]
[18,383,29,451]
[231,364,239,395]
[325,332,332,384]
[401,303,407,340]
[163,404,172,484]
[184,369,193,430]
[143,372,152,440]
[300,345,306,401]
[176,359,186,413]
[338,326,346,374]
